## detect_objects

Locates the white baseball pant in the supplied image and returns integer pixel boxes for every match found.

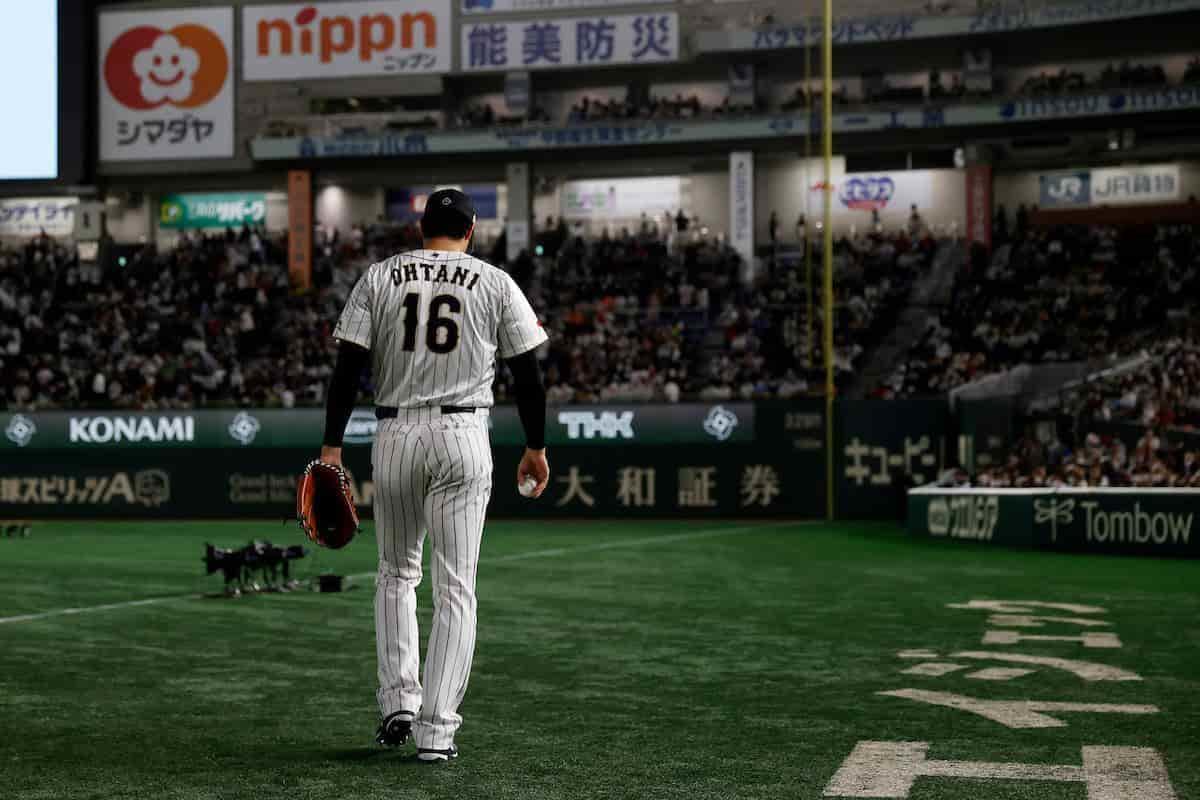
[371,408,492,750]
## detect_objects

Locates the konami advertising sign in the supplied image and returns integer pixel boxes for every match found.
[242,0,451,80]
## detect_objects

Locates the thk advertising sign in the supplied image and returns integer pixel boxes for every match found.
[242,0,452,80]
[98,7,235,161]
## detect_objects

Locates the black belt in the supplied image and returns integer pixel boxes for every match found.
[375,406,477,420]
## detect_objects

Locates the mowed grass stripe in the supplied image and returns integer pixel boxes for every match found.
[345,520,807,580]
[0,520,798,625]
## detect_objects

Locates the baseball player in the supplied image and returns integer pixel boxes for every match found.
[319,188,549,763]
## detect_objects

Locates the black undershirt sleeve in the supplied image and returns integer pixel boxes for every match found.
[505,349,546,450]
[323,341,370,448]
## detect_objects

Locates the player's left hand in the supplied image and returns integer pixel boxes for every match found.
[517,448,550,499]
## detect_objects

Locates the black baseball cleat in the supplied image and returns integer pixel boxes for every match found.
[374,711,413,747]
[416,746,458,763]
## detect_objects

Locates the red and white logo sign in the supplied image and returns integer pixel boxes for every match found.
[104,24,227,109]
[99,8,234,162]
[243,0,451,81]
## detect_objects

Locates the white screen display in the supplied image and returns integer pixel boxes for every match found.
[0,2,58,179]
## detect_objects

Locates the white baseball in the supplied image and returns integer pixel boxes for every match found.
[518,476,538,497]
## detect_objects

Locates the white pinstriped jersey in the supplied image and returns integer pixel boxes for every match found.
[333,249,547,409]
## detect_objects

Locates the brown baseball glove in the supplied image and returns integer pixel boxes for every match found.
[296,460,359,549]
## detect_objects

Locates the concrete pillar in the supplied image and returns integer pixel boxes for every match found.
[506,162,531,262]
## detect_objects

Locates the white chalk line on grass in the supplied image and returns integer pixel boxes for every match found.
[0,521,804,625]
[0,594,205,625]
[347,520,804,580]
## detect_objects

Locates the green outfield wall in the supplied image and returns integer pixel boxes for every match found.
[908,487,1200,558]
[1,401,948,520]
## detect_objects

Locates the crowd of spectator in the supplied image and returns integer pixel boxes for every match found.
[0,227,353,410]
[567,94,709,123]
[0,218,943,410]
[1186,56,1200,84]
[967,426,1200,488]
[876,223,1200,398]
[1017,60,1171,97]
[1061,329,1200,432]
[490,225,933,403]
[258,52,1200,141]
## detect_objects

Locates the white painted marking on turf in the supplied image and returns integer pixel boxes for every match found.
[1082,746,1178,800]
[0,594,203,625]
[988,613,1112,628]
[901,662,966,677]
[824,741,928,798]
[1,523,791,625]
[953,650,1142,681]
[346,522,798,580]
[966,667,1034,681]
[894,650,1141,681]
[984,629,1122,648]
[948,599,1108,615]
[825,741,1179,799]
[921,759,1084,782]
[878,688,1158,728]
[897,649,939,660]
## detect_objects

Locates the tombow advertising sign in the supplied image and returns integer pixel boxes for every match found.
[98,7,235,161]
[908,487,1200,558]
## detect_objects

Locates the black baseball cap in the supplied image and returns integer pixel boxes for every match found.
[420,188,476,238]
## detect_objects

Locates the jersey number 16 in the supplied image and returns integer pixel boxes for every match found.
[400,292,461,354]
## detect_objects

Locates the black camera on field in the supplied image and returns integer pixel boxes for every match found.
[203,540,307,597]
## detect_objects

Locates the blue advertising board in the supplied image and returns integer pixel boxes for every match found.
[693,0,1200,53]
[386,185,500,222]
[1039,172,1091,207]
[252,86,1200,161]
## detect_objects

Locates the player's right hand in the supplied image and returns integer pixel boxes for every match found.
[517,448,550,499]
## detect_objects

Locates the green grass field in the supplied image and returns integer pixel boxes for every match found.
[1,519,1197,800]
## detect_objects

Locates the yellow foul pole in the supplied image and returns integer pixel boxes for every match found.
[803,4,813,369]
[822,0,835,521]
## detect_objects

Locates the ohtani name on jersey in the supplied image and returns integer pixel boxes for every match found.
[390,261,481,291]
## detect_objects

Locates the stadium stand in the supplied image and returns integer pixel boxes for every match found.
[876,223,1200,399]
[1,220,946,410]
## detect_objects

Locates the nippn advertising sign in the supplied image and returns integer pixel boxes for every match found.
[98,7,235,161]
[243,0,451,81]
